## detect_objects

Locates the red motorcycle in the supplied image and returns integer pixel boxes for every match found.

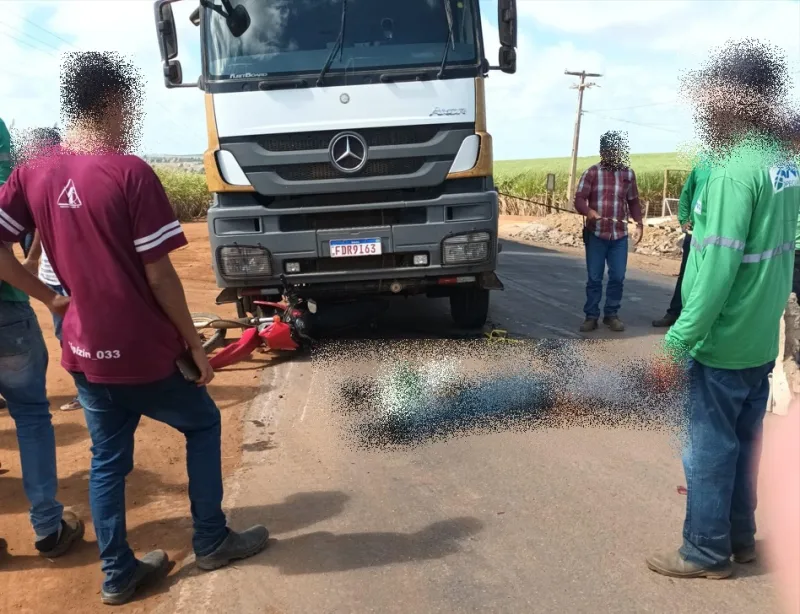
[192,276,316,370]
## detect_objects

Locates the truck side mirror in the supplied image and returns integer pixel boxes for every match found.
[154,1,179,61]
[499,46,516,75]
[498,0,517,48]
[164,60,184,87]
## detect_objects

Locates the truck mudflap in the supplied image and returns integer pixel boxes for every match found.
[478,271,504,291]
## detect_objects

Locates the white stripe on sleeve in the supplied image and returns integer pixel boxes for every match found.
[38,249,61,286]
[133,220,182,247]
[0,209,24,234]
[134,226,185,253]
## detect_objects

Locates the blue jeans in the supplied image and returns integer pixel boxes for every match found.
[584,233,628,319]
[72,371,228,593]
[680,359,774,568]
[0,301,63,537]
[47,284,67,342]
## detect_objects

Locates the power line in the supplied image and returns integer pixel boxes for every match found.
[583,110,681,134]
[585,100,680,113]
[0,19,63,53]
[0,27,58,57]
[19,15,75,48]
[4,15,195,136]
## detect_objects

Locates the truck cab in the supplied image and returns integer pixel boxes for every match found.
[154,0,517,328]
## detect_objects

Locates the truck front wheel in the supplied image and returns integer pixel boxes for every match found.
[449,288,490,329]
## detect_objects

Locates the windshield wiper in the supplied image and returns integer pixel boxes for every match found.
[437,0,455,79]
[317,0,348,86]
[258,78,310,91]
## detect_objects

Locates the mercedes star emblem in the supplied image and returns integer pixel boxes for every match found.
[328,132,368,174]
[340,93,350,104]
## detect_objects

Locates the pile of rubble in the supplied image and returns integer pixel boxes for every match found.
[503,213,686,259]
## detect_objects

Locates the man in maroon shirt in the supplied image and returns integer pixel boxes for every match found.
[574,131,644,333]
[0,51,268,605]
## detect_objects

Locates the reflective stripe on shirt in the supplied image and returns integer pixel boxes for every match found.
[691,235,795,263]
[38,248,61,287]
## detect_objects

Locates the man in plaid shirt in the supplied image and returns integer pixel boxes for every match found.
[574,131,644,332]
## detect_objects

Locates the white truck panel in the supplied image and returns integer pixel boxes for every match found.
[213,78,477,138]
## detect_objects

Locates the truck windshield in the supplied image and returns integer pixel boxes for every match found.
[204,0,479,81]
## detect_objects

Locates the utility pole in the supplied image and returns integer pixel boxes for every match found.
[565,70,602,204]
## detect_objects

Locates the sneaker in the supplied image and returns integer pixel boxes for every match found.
[579,318,598,333]
[60,398,83,411]
[652,313,678,328]
[101,550,171,606]
[603,316,626,332]
[195,526,270,571]
[646,550,732,579]
[35,511,85,558]
[732,546,757,564]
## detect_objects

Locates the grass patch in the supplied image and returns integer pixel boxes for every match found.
[152,150,693,221]
[495,152,692,207]
[152,166,211,222]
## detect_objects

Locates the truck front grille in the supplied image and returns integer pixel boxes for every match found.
[275,158,426,182]
[260,125,440,152]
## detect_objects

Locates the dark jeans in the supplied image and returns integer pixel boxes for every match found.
[20,232,34,259]
[667,233,693,317]
[583,233,628,319]
[72,371,229,593]
[47,284,66,342]
[793,250,800,298]
[0,301,63,538]
[680,359,774,568]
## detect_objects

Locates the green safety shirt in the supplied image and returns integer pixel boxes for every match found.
[665,137,800,369]
[0,118,28,303]
[677,161,712,227]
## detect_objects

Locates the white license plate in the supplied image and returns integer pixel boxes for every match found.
[330,238,382,258]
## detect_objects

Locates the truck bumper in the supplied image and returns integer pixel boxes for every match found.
[207,189,500,295]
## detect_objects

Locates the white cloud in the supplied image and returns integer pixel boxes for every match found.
[1,0,798,159]
[516,0,691,34]
[1,1,206,154]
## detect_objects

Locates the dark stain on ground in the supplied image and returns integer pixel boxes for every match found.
[243,439,278,452]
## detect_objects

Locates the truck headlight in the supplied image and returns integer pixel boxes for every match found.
[442,232,491,264]
[218,245,272,279]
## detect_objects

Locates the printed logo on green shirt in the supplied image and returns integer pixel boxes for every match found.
[694,198,702,216]
[770,165,800,194]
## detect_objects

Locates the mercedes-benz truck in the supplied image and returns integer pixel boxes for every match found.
[154,0,517,328]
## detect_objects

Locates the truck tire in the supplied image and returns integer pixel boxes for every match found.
[449,288,490,329]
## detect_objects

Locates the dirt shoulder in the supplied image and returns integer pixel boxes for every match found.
[0,223,263,614]
[499,214,682,278]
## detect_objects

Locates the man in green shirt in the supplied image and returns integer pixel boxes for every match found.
[0,117,10,185]
[0,115,85,556]
[653,161,712,327]
[646,41,800,580]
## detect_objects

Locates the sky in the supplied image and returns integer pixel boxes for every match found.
[1,0,799,160]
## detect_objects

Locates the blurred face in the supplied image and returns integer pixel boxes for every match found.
[97,90,138,152]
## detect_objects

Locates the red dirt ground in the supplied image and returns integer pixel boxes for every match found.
[0,223,268,613]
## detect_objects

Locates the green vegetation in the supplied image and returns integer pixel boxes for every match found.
[152,151,695,221]
[495,152,693,206]
[152,166,211,222]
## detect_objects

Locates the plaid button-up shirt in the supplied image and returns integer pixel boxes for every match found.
[574,163,643,241]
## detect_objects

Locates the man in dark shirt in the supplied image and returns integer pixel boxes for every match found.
[574,131,644,333]
[0,51,268,605]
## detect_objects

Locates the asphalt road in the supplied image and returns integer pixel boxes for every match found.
[159,239,781,614]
